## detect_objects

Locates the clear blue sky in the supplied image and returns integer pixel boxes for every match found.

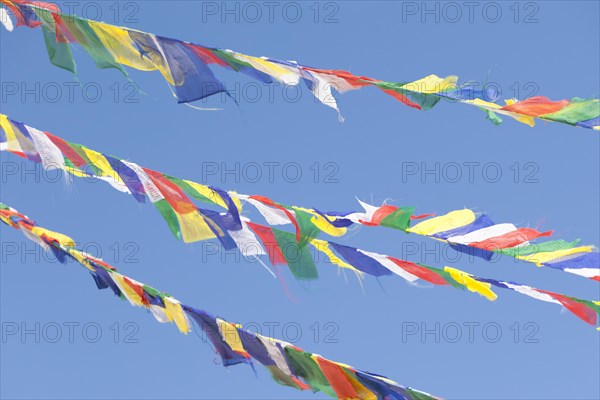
[1,1,599,399]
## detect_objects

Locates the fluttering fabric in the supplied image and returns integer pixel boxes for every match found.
[2,114,598,283]
[1,0,599,130]
[0,203,441,400]
[2,124,599,326]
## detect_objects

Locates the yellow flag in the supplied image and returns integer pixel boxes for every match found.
[408,209,475,235]
[81,147,126,187]
[111,273,147,307]
[402,74,458,93]
[217,319,248,355]
[444,266,497,301]
[31,227,76,247]
[519,246,594,265]
[163,297,190,334]
[0,114,23,153]
[176,211,217,243]
[89,22,157,72]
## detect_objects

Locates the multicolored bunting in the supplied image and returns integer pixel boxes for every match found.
[2,114,598,282]
[0,202,440,400]
[408,212,599,281]
[2,165,599,325]
[2,0,599,130]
